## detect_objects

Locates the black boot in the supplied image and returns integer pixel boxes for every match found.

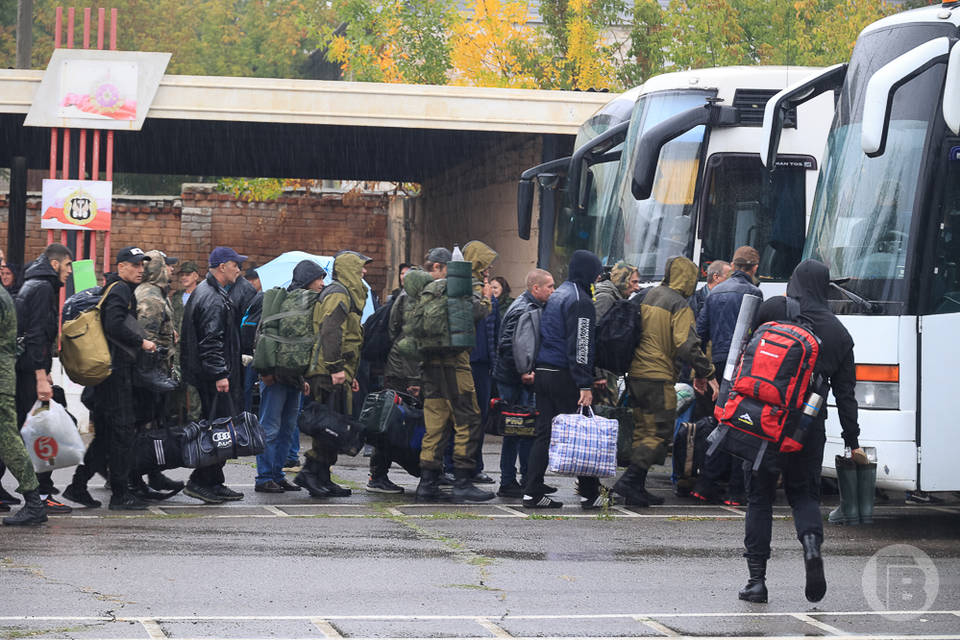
[63,470,102,508]
[801,532,826,602]
[451,469,495,502]
[129,476,178,501]
[294,459,331,498]
[317,465,352,497]
[415,469,449,503]
[2,490,47,526]
[738,557,768,603]
[612,466,649,507]
[148,471,185,493]
[635,468,665,505]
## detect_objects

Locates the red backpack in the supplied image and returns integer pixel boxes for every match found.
[711,307,821,471]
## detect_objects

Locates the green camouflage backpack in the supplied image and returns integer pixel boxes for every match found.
[411,275,476,353]
[253,287,320,376]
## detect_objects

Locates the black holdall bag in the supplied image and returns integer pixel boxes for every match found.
[181,393,266,469]
[298,389,365,456]
[134,418,189,473]
[483,398,537,438]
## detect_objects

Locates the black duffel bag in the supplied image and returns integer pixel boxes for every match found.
[181,394,266,469]
[298,391,365,457]
[135,422,189,473]
[483,398,537,438]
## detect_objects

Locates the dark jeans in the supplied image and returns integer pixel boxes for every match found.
[743,426,826,560]
[523,368,599,499]
[498,382,534,485]
[370,442,421,479]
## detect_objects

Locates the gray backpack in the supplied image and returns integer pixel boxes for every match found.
[512,306,541,375]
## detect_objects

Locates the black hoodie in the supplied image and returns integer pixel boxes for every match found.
[754,260,860,449]
[15,256,62,373]
[287,260,327,292]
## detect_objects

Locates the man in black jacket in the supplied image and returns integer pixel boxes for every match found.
[523,250,604,509]
[94,247,158,510]
[737,259,862,605]
[13,244,73,513]
[180,246,246,504]
[492,268,554,498]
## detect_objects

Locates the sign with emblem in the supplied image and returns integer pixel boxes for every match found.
[41,179,112,231]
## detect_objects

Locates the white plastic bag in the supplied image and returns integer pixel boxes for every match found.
[21,401,85,473]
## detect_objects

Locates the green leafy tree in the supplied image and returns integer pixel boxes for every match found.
[665,0,749,69]
[621,0,668,85]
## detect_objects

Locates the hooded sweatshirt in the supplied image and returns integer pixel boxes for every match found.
[630,255,713,382]
[136,250,177,359]
[537,250,603,389]
[15,255,62,373]
[754,259,860,448]
[288,260,327,292]
[307,251,369,384]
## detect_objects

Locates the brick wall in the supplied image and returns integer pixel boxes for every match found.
[0,184,391,299]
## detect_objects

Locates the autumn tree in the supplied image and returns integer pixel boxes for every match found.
[621,0,668,85]
[450,0,540,88]
[538,0,627,90]
[665,0,749,69]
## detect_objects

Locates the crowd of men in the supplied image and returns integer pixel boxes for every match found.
[0,239,861,602]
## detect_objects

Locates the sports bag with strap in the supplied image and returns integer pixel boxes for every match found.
[59,282,120,386]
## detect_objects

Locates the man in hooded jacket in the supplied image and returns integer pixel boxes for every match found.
[736,259,862,605]
[294,251,371,498]
[414,241,498,503]
[522,250,604,509]
[254,260,325,494]
[613,256,717,507]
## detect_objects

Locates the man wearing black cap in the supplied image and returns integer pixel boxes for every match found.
[96,247,158,510]
[180,246,247,504]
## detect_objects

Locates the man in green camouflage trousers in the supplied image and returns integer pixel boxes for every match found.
[0,286,45,525]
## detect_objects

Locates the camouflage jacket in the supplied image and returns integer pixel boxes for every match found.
[136,251,177,370]
[0,287,16,396]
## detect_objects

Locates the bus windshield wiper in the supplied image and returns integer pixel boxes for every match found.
[830,280,882,314]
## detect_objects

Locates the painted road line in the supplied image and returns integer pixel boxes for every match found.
[792,613,845,635]
[310,618,343,638]
[633,615,680,637]
[492,505,528,518]
[263,505,290,517]
[720,506,746,516]
[139,618,168,639]
[475,617,513,637]
[13,635,960,640]
[147,506,166,516]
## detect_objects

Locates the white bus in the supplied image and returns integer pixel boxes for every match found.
[761,4,960,492]
[519,66,835,288]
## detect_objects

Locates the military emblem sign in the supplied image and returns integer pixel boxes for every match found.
[40,179,112,231]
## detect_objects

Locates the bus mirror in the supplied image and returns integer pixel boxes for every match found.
[943,41,960,135]
[761,64,847,169]
[632,103,736,201]
[567,121,629,214]
[577,164,594,214]
[517,180,535,240]
[862,37,951,157]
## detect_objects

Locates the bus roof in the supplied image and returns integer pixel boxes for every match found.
[862,4,960,36]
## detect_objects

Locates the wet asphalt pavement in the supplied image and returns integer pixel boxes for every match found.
[1,437,958,639]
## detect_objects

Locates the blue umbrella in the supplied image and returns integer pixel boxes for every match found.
[256,251,375,322]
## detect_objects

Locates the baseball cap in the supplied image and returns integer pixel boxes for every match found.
[209,246,248,268]
[425,247,452,264]
[178,261,199,274]
[160,252,178,266]
[117,247,151,265]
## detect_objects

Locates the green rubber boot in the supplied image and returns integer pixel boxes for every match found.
[856,462,877,524]
[828,455,860,525]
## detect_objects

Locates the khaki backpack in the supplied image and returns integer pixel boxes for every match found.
[60,282,120,386]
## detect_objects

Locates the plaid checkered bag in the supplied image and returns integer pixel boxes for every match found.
[548,406,619,478]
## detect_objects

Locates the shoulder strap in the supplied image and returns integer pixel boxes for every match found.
[94,282,121,311]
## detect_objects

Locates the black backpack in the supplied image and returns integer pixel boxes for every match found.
[595,296,643,375]
[360,295,396,363]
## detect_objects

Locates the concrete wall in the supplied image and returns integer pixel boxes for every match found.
[411,133,542,292]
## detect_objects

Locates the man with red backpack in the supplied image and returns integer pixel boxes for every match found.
[736,259,862,605]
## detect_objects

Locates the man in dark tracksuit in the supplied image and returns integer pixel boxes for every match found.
[180,246,247,504]
[95,247,158,510]
[738,259,862,604]
[0,285,45,525]
[522,250,604,510]
[613,256,717,507]
[13,244,73,513]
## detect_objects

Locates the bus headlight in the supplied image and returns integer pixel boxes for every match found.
[855,381,899,410]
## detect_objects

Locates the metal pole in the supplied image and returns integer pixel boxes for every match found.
[15,0,34,69]
[7,157,27,267]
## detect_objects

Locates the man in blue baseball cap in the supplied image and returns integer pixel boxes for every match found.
[179,246,247,504]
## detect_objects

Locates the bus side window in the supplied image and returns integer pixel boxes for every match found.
[929,148,960,314]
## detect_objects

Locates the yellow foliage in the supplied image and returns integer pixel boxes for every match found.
[450,0,539,88]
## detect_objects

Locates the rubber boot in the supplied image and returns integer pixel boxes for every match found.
[316,465,351,497]
[2,490,47,526]
[801,532,826,603]
[612,466,649,507]
[451,469,495,502]
[828,456,860,525]
[738,557,768,603]
[415,469,450,503]
[856,462,877,524]
[294,459,330,498]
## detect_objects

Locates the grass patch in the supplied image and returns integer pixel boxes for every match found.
[423,511,486,520]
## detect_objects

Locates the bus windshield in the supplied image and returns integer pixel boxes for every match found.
[803,24,952,306]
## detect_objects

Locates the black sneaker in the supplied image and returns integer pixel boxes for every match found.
[438,472,455,486]
[148,472,185,493]
[905,490,942,504]
[522,495,563,509]
[184,482,225,504]
[0,485,21,505]
[471,472,495,484]
[254,480,285,494]
[108,493,149,511]
[497,481,523,498]
[276,478,301,492]
[580,494,616,511]
[213,485,244,501]
[43,497,73,514]
[63,484,102,508]
[366,476,404,494]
